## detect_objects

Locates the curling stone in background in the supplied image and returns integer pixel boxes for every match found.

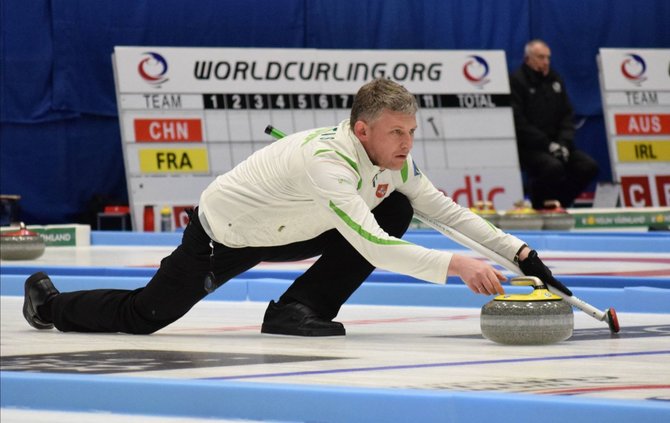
[497,200,544,231]
[0,222,46,260]
[470,201,500,227]
[481,276,573,345]
[540,200,575,230]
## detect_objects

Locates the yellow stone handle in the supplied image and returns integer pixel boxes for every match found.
[509,276,545,288]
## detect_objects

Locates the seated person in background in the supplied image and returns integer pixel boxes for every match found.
[510,39,599,209]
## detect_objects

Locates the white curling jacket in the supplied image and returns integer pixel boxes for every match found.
[199,119,526,284]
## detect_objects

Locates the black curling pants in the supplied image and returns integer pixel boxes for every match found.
[48,191,414,333]
[521,149,599,209]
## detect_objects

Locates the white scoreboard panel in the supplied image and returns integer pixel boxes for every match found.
[112,47,523,231]
[597,48,670,207]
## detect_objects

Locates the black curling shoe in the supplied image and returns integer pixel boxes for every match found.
[23,272,59,330]
[261,300,345,336]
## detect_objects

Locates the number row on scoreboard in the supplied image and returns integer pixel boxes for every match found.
[204,93,354,110]
[202,93,511,110]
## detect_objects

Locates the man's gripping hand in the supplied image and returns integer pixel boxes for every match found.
[519,250,573,296]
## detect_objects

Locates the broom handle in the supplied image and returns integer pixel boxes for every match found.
[413,211,608,322]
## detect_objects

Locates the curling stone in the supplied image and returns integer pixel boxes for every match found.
[481,276,573,345]
[0,222,46,260]
[470,201,500,227]
[497,200,544,231]
[540,200,575,230]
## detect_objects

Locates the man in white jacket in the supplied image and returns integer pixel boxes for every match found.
[24,79,568,336]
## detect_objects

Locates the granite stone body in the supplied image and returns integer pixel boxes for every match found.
[481,291,574,345]
[0,223,46,260]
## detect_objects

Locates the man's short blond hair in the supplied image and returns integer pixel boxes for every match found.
[350,79,418,125]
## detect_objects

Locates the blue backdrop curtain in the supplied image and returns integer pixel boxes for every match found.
[1,0,668,223]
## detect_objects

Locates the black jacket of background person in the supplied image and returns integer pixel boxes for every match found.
[510,63,576,163]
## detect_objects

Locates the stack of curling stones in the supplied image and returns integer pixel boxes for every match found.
[470,201,500,227]
[497,200,544,231]
[481,276,573,345]
[0,222,46,260]
[539,200,575,230]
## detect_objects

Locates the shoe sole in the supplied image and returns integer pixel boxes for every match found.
[23,277,55,330]
[261,324,345,337]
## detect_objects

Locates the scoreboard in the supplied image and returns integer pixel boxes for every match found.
[112,47,523,231]
[598,48,670,207]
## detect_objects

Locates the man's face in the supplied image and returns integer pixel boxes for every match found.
[526,43,551,76]
[355,110,416,171]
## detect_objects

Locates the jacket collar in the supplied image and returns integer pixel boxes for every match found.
[522,62,552,84]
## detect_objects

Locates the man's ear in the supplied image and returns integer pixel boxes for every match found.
[353,120,367,141]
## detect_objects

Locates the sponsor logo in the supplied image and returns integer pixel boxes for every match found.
[0,350,339,374]
[442,175,505,208]
[193,60,443,82]
[620,53,647,86]
[462,55,490,88]
[138,52,169,86]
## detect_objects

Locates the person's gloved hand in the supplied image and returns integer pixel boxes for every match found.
[519,249,573,296]
[548,142,569,162]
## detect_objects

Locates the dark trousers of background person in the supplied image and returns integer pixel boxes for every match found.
[521,150,599,209]
[44,192,414,334]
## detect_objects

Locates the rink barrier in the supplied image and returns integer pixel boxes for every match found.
[1,274,669,313]
[89,229,670,252]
